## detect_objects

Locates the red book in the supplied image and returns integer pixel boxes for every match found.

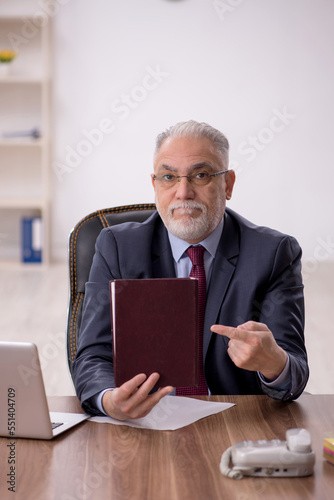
[110,278,199,388]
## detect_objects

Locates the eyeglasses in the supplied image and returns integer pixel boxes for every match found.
[152,169,229,188]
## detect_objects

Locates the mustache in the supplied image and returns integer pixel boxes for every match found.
[168,201,206,215]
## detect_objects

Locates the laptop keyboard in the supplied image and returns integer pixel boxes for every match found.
[52,422,63,430]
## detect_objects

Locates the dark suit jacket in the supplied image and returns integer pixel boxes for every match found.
[73,208,308,415]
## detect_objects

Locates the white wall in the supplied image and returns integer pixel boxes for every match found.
[50,0,334,262]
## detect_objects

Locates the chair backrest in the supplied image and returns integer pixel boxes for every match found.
[67,203,156,378]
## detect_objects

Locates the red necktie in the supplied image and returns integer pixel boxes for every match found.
[176,245,208,395]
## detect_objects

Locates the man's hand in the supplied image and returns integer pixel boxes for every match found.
[102,373,174,421]
[210,321,287,381]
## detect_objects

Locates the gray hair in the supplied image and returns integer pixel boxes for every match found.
[154,120,229,168]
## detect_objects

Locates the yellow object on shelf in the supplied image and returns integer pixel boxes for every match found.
[0,50,17,63]
[0,50,17,78]
[323,436,334,465]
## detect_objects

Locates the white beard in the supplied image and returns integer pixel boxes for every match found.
[155,199,225,242]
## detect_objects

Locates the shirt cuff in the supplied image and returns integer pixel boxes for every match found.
[258,355,291,391]
[91,388,114,415]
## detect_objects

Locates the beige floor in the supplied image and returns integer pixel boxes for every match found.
[0,261,333,397]
[0,263,75,396]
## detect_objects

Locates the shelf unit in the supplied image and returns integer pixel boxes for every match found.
[0,13,51,265]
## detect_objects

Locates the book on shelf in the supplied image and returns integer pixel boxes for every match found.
[110,278,199,388]
[1,127,41,140]
[21,217,42,263]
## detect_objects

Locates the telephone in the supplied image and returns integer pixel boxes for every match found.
[220,428,315,479]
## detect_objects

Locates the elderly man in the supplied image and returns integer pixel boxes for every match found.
[73,120,308,420]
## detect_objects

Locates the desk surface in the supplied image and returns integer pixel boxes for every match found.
[1,394,334,500]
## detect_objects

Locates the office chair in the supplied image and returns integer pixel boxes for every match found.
[66,203,156,379]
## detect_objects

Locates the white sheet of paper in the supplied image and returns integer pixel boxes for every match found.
[89,396,234,430]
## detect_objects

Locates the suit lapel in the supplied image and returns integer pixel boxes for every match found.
[203,212,240,358]
[151,218,176,278]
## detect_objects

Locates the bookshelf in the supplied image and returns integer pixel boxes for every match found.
[0,12,51,265]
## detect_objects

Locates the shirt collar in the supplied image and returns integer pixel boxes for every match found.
[168,218,224,263]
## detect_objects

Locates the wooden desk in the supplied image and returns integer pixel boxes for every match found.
[1,395,333,500]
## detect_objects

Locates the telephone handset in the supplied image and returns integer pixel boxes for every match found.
[220,428,315,479]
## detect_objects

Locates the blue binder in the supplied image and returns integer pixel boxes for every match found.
[22,217,42,263]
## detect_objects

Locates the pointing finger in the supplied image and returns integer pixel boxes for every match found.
[210,324,236,339]
[211,324,258,344]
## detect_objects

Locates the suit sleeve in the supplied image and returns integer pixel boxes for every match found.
[72,229,120,415]
[257,235,309,401]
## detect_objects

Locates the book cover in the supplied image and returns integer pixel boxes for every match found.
[21,217,42,263]
[110,278,199,388]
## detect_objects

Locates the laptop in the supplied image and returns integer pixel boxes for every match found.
[0,341,89,439]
